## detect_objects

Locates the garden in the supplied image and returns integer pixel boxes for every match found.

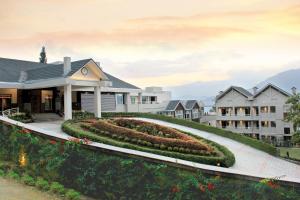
[0,121,299,200]
[62,118,235,167]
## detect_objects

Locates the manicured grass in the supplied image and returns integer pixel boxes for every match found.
[102,112,277,156]
[279,147,300,161]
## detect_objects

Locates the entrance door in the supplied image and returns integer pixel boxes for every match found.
[0,95,12,111]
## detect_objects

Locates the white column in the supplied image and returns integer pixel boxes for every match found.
[125,93,131,112]
[94,86,101,118]
[138,92,142,112]
[64,84,72,120]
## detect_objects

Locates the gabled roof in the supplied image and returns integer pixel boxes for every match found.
[216,86,253,100]
[253,83,291,98]
[185,100,199,110]
[165,100,183,111]
[0,57,139,89]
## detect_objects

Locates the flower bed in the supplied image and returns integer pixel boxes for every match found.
[62,119,235,167]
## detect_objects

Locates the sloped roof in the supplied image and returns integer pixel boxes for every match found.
[0,57,139,89]
[253,83,291,98]
[185,100,199,110]
[216,86,253,100]
[165,100,182,111]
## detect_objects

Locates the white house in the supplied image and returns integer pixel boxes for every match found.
[0,57,171,120]
[215,84,295,145]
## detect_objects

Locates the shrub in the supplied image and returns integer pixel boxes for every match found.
[7,171,20,180]
[167,147,173,151]
[36,177,50,191]
[0,169,4,177]
[21,174,35,186]
[173,147,179,152]
[160,144,166,150]
[50,182,65,195]
[66,189,81,200]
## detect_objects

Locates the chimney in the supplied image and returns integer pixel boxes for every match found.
[253,87,258,95]
[291,87,297,95]
[63,57,71,76]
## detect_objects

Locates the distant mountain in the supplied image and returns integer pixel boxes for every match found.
[256,68,300,93]
[167,67,300,106]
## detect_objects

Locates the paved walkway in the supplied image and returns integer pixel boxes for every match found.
[136,118,300,180]
[0,178,62,200]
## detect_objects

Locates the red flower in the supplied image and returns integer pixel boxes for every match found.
[207,183,215,191]
[267,180,279,189]
[50,140,57,145]
[171,185,180,193]
[19,128,31,134]
[198,183,205,192]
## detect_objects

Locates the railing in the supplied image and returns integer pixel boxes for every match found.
[1,107,19,117]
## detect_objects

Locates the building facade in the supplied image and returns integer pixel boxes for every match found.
[160,100,204,122]
[215,84,295,145]
[0,57,171,119]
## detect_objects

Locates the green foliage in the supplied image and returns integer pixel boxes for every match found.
[0,169,4,177]
[102,112,277,155]
[72,111,94,120]
[50,182,65,195]
[9,112,33,123]
[7,171,20,180]
[0,121,299,200]
[66,189,81,200]
[21,174,35,186]
[286,93,300,132]
[35,177,50,190]
[291,132,300,145]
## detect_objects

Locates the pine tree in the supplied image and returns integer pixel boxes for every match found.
[39,46,47,64]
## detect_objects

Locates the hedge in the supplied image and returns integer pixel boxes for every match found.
[102,112,277,156]
[62,120,235,167]
[1,121,299,199]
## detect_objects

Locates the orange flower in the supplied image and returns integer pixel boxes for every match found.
[19,128,31,134]
[267,180,279,189]
[207,183,215,191]
[82,138,91,145]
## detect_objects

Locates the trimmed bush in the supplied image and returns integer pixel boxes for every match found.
[50,182,65,195]
[36,177,50,191]
[66,189,81,200]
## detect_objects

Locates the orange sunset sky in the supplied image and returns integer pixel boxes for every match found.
[1,0,300,88]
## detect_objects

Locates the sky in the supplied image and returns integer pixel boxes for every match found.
[1,0,300,89]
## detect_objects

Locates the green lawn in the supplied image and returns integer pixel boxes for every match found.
[279,147,300,161]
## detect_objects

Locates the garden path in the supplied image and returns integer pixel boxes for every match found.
[136,118,300,181]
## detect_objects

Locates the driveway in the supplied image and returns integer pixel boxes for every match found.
[136,118,300,180]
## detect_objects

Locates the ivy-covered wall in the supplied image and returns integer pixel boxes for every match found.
[0,122,299,200]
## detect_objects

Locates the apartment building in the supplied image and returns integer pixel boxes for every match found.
[160,100,203,122]
[215,84,295,145]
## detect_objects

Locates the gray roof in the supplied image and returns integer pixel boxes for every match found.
[217,86,253,100]
[185,100,198,110]
[165,100,181,111]
[253,83,291,98]
[0,57,139,89]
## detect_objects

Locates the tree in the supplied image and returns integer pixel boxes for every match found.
[39,46,47,64]
[285,93,300,132]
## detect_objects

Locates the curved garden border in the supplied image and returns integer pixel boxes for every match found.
[62,119,235,167]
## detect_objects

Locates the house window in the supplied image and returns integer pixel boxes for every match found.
[150,96,157,104]
[260,106,268,113]
[130,96,138,104]
[116,94,124,104]
[261,121,268,127]
[270,121,276,128]
[142,96,148,104]
[270,106,276,113]
[284,127,290,134]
